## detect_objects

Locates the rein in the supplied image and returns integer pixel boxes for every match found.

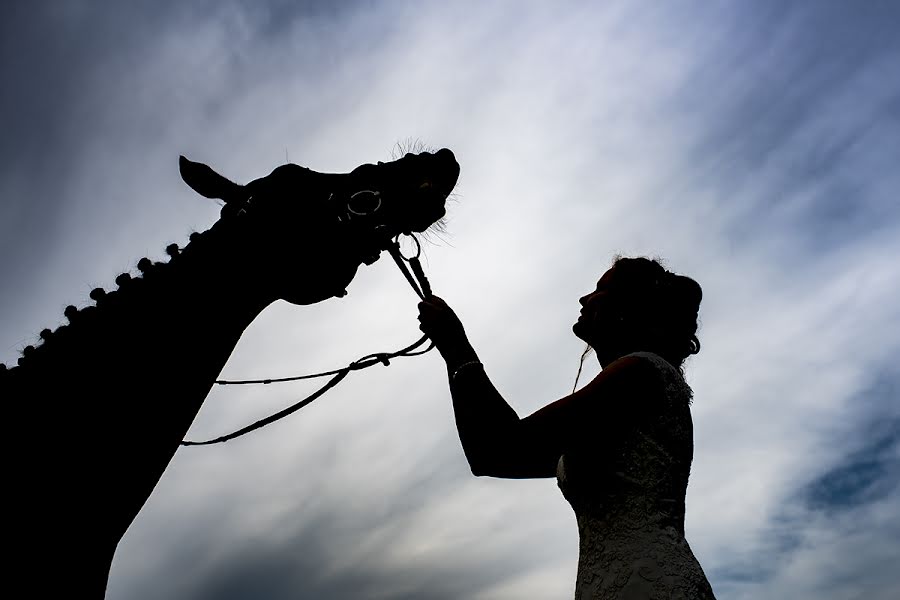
[180,233,434,447]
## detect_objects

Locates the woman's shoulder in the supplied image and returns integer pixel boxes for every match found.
[580,353,668,403]
[619,351,679,372]
[597,351,675,383]
[576,352,690,407]
[617,351,693,405]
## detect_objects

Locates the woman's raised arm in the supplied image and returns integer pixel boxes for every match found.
[419,297,661,479]
[450,354,659,478]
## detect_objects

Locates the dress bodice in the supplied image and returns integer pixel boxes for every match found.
[557,352,716,599]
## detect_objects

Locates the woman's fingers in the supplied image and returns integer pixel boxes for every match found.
[417,295,460,338]
[418,295,446,311]
[417,296,446,322]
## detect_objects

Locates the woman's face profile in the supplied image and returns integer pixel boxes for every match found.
[573,267,618,346]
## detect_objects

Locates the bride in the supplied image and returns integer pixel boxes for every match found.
[417,256,717,599]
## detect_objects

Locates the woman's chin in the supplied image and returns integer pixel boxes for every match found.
[572,320,588,341]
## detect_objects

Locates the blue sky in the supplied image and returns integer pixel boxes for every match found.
[2,1,898,598]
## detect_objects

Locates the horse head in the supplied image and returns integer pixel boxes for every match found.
[179,148,460,304]
[335,148,459,235]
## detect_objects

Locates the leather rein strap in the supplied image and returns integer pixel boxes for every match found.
[180,233,435,447]
[386,234,432,300]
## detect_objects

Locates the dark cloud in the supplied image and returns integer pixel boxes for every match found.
[114,448,541,600]
[0,1,201,172]
[805,427,898,512]
[671,0,900,253]
[0,1,202,345]
[0,0,370,193]
[710,368,900,595]
[0,0,381,361]
[805,373,900,513]
[181,528,515,600]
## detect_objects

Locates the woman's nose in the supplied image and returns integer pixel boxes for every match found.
[579,293,591,307]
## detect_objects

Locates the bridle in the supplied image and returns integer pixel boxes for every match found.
[332,184,434,301]
[180,184,439,447]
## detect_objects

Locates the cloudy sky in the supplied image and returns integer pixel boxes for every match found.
[2,1,899,598]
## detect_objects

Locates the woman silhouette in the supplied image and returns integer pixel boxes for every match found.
[418,256,717,599]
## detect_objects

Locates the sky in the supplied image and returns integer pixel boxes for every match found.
[2,1,899,598]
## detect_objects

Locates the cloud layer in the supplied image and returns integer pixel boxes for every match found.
[2,1,898,598]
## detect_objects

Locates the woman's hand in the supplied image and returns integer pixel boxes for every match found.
[417,296,476,366]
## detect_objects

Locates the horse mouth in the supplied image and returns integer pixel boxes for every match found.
[407,196,448,232]
[407,148,457,231]
[353,147,458,235]
[408,216,443,233]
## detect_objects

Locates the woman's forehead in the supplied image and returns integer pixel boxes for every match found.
[595,268,617,288]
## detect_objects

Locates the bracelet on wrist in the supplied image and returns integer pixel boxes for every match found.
[451,360,483,381]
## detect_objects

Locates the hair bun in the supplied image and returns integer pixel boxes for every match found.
[611,256,703,366]
[667,273,702,312]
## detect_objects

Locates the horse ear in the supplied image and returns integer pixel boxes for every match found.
[179,155,245,203]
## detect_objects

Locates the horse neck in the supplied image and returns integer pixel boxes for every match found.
[7,212,274,383]
[2,214,276,593]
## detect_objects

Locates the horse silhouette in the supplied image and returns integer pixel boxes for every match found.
[2,148,460,597]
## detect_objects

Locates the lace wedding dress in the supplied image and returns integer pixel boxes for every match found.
[557,352,717,599]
